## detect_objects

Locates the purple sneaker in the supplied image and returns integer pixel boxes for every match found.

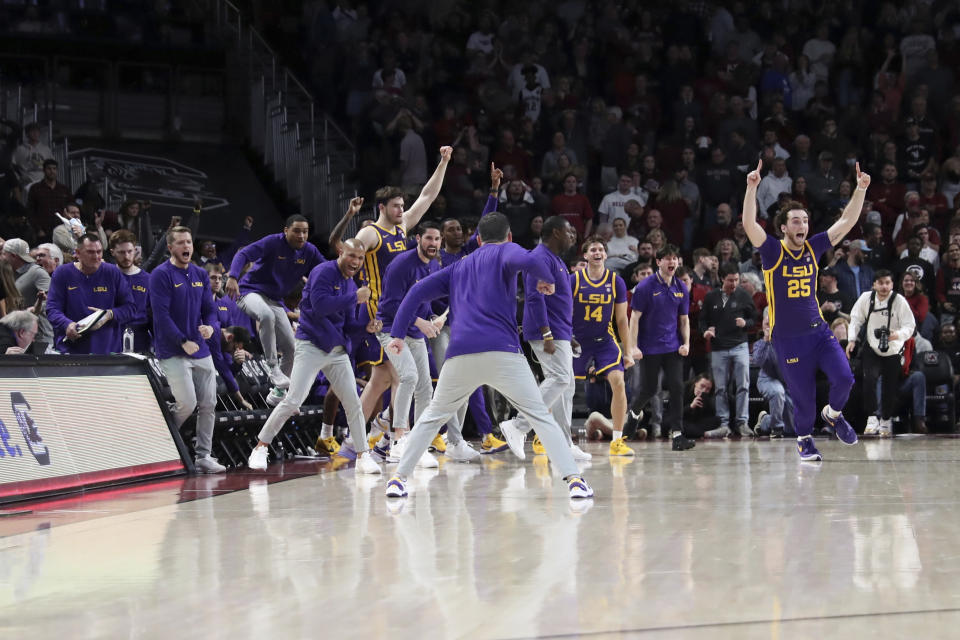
[797,436,822,461]
[821,406,858,446]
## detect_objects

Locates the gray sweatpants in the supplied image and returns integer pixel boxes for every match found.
[160,354,217,458]
[258,340,368,452]
[238,292,296,376]
[377,333,434,434]
[516,340,575,445]
[428,325,466,444]
[396,351,579,479]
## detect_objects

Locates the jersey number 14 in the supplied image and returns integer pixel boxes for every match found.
[583,305,605,321]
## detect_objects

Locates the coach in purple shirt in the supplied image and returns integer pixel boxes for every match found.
[46,234,137,354]
[225,214,324,390]
[625,243,695,451]
[382,212,594,500]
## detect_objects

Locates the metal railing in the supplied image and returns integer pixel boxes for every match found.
[210,0,356,235]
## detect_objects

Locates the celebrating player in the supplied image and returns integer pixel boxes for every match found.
[571,237,636,456]
[741,159,868,461]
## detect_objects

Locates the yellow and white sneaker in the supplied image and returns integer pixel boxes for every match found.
[367,432,384,451]
[532,435,546,455]
[482,433,509,453]
[609,437,635,456]
[429,433,447,453]
[321,436,341,455]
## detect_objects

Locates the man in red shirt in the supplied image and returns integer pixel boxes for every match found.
[867,162,907,226]
[491,129,532,181]
[550,173,594,238]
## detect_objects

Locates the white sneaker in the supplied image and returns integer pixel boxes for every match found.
[417,449,439,468]
[265,386,286,407]
[268,365,290,389]
[195,455,226,474]
[879,419,893,438]
[386,437,405,463]
[704,425,733,438]
[356,451,382,475]
[570,443,592,461]
[447,439,481,462]
[567,475,594,499]
[248,445,268,470]
[500,418,526,460]
[864,416,880,435]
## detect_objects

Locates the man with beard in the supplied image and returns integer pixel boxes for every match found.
[225,214,325,396]
[375,222,480,465]
[834,239,875,301]
[741,159,868,461]
[150,226,224,473]
[247,238,381,475]
[110,229,151,352]
[501,217,590,460]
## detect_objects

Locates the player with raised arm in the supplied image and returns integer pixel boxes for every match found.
[328,147,453,442]
[741,159,868,461]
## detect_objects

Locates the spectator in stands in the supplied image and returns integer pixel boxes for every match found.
[550,173,593,238]
[806,151,842,219]
[0,309,38,355]
[0,260,23,315]
[541,131,578,178]
[25,159,71,239]
[605,218,638,272]
[11,122,51,191]
[691,247,720,289]
[752,307,796,438]
[2,238,48,309]
[757,157,792,215]
[847,269,916,437]
[501,180,538,246]
[700,261,755,437]
[51,201,84,256]
[817,267,854,325]
[705,202,735,248]
[395,114,428,193]
[109,230,151,353]
[936,243,960,324]
[787,134,816,179]
[46,233,136,355]
[868,162,907,226]
[597,173,643,226]
[492,129,532,181]
[654,180,690,248]
[899,271,937,341]
[893,235,936,296]
[713,237,740,265]
[33,243,61,275]
[116,200,157,259]
[835,239,875,300]
[700,147,739,224]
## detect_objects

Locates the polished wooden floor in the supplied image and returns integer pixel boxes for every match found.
[4,436,960,639]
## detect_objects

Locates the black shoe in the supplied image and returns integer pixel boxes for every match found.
[771,427,784,439]
[625,409,644,437]
[672,434,695,451]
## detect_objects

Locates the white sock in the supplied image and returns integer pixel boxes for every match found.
[321,423,333,439]
[825,406,841,419]
[671,430,681,439]
[613,430,623,441]
[797,435,812,441]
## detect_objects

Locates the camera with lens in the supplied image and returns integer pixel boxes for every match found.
[874,327,890,352]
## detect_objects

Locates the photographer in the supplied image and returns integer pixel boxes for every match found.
[846,269,916,437]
